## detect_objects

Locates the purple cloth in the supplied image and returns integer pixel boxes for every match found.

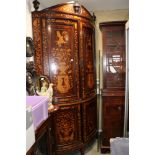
[26,96,49,130]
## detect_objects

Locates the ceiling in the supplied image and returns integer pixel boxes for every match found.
[36,0,129,12]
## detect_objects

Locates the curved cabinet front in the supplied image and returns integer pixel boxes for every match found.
[82,96,97,144]
[32,2,97,155]
[52,95,97,154]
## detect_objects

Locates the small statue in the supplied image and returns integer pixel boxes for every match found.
[47,83,54,103]
[47,83,54,110]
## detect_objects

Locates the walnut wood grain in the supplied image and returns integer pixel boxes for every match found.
[100,21,126,152]
[32,3,97,155]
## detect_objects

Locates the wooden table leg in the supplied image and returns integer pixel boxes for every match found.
[80,148,84,155]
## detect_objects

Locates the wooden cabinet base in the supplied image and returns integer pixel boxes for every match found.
[100,146,110,154]
[53,96,97,155]
[55,143,84,155]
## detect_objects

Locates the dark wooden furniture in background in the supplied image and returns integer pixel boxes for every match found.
[99,21,126,153]
[32,2,97,155]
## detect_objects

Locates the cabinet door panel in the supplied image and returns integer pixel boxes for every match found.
[82,96,97,142]
[34,131,49,155]
[81,23,96,98]
[53,104,82,150]
[102,95,124,147]
[101,24,126,90]
[46,19,80,102]
[105,104,124,117]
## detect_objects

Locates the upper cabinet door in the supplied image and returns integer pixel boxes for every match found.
[32,2,96,102]
[81,23,96,98]
[100,22,126,91]
[41,19,80,102]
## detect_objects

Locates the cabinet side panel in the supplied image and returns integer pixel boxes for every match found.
[82,96,97,143]
[81,23,96,98]
[32,16,43,75]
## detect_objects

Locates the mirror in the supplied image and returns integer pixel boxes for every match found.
[26,37,35,57]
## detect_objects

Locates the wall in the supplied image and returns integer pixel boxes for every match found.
[94,9,129,131]
[26,0,33,38]
[26,0,44,38]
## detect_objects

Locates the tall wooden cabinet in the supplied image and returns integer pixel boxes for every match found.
[99,21,126,153]
[32,2,97,155]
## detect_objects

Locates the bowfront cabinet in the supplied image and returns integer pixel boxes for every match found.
[32,2,97,155]
[99,21,126,153]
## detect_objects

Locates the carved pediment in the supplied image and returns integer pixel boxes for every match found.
[43,2,93,20]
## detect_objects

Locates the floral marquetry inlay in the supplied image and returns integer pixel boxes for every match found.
[56,111,75,142]
[32,17,43,75]
[54,107,81,143]
[32,3,97,154]
[42,19,50,76]
[50,29,73,94]
[48,19,79,98]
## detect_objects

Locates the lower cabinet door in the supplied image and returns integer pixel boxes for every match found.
[34,136,48,155]
[82,96,97,143]
[33,115,53,155]
[102,95,125,150]
[53,104,83,153]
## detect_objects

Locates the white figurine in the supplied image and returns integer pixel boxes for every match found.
[47,83,54,104]
[36,81,54,110]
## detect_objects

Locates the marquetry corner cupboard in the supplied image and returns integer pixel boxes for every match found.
[32,2,97,155]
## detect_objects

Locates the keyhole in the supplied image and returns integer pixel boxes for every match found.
[62,78,65,86]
